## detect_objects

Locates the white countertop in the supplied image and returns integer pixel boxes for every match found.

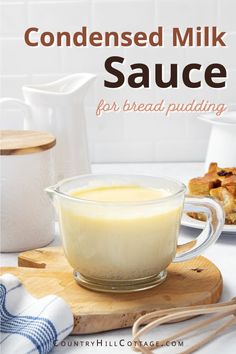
[1,163,236,354]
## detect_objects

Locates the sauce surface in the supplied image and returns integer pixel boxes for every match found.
[70,185,170,202]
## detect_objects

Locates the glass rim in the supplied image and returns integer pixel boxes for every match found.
[48,174,186,206]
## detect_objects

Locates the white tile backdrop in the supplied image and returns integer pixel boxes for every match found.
[0,0,235,162]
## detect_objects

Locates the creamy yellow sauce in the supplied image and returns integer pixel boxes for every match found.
[59,185,183,280]
[70,185,170,202]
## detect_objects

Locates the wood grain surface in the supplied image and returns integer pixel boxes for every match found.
[0,130,56,155]
[0,247,223,334]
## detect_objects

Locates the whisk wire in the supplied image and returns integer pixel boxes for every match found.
[132,298,236,354]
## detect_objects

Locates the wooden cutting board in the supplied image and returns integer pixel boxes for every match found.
[0,247,223,334]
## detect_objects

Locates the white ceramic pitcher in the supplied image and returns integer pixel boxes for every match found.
[0,73,96,181]
[198,112,236,170]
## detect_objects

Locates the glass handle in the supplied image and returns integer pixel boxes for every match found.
[173,196,225,263]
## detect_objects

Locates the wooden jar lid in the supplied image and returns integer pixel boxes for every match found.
[0,130,56,156]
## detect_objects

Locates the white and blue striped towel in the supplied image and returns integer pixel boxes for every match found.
[0,273,74,354]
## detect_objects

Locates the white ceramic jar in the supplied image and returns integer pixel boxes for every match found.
[0,73,95,182]
[198,112,236,170]
[0,130,56,252]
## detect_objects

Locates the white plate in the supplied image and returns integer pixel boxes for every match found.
[181,213,236,235]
